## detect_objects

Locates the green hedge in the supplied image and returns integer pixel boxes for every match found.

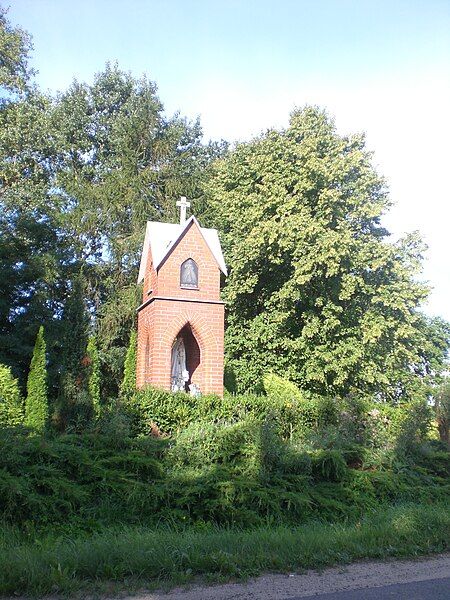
[129,386,337,439]
[128,386,433,458]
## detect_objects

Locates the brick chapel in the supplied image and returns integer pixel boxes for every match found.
[136,197,227,397]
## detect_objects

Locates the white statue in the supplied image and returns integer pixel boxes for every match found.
[171,336,189,391]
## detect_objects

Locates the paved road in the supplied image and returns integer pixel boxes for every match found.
[290,577,450,600]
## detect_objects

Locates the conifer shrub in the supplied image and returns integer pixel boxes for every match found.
[0,364,23,427]
[166,418,290,479]
[55,273,91,432]
[414,443,450,478]
[25,326,48,433]
[362,399,433,460]
[0,418,448,529]
[120,329,137,398]
[310,449,348,482]
[166,419,262,475]
[435,381,450,448]
[87,337,101,419]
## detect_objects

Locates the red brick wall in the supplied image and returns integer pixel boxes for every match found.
[137,220,225,396]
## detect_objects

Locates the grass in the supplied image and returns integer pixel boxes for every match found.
[1,502,449,596]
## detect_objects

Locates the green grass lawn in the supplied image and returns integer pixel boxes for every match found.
[1,503,448,596]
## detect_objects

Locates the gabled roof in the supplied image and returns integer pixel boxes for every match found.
[137,215,227,283]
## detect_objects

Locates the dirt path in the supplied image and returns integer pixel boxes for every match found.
[124,553,450,600]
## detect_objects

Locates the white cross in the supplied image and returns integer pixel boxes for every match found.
[176,196,191,225]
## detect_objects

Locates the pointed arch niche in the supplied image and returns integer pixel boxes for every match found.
[171,323,201,392]
[180,258,198,289]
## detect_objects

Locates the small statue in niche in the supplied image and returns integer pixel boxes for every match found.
[180,258,198,288]
[171,336,189,391]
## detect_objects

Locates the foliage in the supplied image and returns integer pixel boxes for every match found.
[0,89,72,386]
[87,336,101,419]
[207,107,450,397]
[130,386,439,473]
[120,329,137,398]
[1,10,448,414]
[0,364,23,426]
[0,414,448,533]
[55,274,91,431]
[435,379,450,448]
[51,65,225,384]
[0,428,164,526]
[310,449,348,482]
[24,325,48,432]
[0,12,225,387]
[130,385,337,438]
[0,7,34,97]
[263,372,304,400]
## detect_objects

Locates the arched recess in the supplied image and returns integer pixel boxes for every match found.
[171,323,201,392]
[159,312,219,356]
[180,258,198,289]
[160,312,220,393]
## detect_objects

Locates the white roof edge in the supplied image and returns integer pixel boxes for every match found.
[137,216,227,284]
[137,224,151,283]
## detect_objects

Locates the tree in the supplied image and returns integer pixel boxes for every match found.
[55,273,91,431]
[0,7,34,98]
[1,12,224,388]
[435,380,450,448]
[53,64,224,279]
[120,329,137,398]
[25,325,48,432]
[0,363,23,426]
[207,107,449,398]
[0,11,71,385]
[51,64,225,385]
[87,336,101,419]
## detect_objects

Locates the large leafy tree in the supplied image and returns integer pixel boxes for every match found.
[0,10,224,390]
[0,11,72,384]
[53,64,224,275]
[51,64,225,393]
[0,6,34,98]
[208,107,449,398]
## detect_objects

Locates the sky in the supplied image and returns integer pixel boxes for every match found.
[8,0,450,321]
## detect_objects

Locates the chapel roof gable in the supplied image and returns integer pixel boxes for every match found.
[137,215,227,283]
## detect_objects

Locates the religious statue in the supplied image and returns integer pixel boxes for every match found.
[180,258,198,288]
[171,336,189,391]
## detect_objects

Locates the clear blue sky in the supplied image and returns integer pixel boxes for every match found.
[8,0,450,321]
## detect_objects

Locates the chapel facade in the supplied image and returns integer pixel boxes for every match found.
[136,199,227,397]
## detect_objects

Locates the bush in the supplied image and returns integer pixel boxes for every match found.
[0,428,164,526]
[166,419,264,476]
[310,449,348,482]
[120,329,137,399]
[131,385,338,440]
[0,364,23,427]
[25,326,48,433]
[435,381,450,448]
[263,373,304,400]
[87,336,101,419]
[0,410,448,530]
[364,400,432,459]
